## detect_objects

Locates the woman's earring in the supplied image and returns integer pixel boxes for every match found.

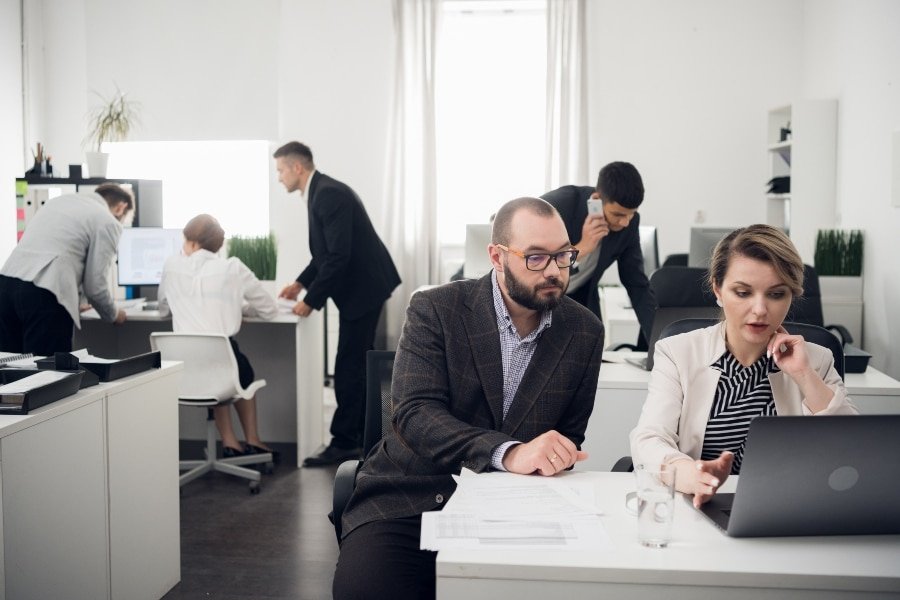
[716,298,723,307]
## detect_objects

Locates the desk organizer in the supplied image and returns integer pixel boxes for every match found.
[0,369,84,414]
[77,351,161,381]
[844,345,872,373]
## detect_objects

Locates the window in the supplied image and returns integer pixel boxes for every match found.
[436,0,546,245]
[105,140,270,237]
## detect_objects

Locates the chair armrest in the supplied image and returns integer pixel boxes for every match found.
[330,459,361,544]
[610,343,638,352]
[824,324,853,346]
[611,456,634,472]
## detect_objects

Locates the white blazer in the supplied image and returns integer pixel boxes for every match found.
[630,322,858,471]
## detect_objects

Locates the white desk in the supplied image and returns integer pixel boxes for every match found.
[436,472,900,599]
[583,353,900,471]
[599,285,640,349]
[0,363,182,600]
[76,306,325,466]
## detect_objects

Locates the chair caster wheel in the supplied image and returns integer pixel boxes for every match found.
[249,482,260,494]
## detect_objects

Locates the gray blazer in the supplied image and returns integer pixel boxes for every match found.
[341,274,605,538]
[1,192,121,325]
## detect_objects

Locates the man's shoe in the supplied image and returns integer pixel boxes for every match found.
[302,444,362,467]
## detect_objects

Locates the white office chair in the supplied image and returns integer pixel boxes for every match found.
[149,332,274,494]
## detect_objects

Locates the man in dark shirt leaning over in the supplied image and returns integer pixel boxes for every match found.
[541,161,656,345]
[333,197,604,600]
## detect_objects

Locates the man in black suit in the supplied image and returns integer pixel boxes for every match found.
[333,197,604,599]
[274,142,401,467]
[541,161,656,344]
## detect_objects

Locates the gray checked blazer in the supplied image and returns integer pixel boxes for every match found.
[341,274,605,538]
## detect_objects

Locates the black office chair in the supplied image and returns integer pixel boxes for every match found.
[331,350,395,543]
[610,318,846,472]
[661,253,688,267]
[786,264,854,346]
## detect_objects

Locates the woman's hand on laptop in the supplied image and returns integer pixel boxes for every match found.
[674,451,734,508]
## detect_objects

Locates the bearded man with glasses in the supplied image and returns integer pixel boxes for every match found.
[334,197,604,600]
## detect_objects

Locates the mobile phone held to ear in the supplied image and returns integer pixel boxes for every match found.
[586,198,603,216]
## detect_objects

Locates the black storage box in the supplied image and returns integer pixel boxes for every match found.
[843,344,872,373]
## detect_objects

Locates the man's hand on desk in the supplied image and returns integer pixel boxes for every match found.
[279,281,303,301]
[114,309,127,325]
[292,300,313,318]
[502,430,588,476]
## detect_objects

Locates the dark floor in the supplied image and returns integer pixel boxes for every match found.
[163,442,340,600]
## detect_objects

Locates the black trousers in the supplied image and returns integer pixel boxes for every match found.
[0,275,74,355]
[333,516,436,600]
[330,303,383,450]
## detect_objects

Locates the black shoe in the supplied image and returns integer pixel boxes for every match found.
[301,444,362,467]
[245,443,281,464]
[222,446,244,458]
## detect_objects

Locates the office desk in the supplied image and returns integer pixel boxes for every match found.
[583,353,900,471]
[76,307,325,467]
[0,363,182,600]
[436,472,900,599]
[599,285,639,349]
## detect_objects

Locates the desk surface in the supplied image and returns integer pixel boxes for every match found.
[599,351,900,397]
[437,472,900,598]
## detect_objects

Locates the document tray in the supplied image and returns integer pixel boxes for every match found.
[77,351,161,381]
[0,369,84,414]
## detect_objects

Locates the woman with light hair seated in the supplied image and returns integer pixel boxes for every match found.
[159,214,279,459]
[630,224,857,508]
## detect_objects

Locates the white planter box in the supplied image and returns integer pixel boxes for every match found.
[819,275,863,302]
[819,275,863,345]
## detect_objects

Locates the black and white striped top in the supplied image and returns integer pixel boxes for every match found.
[700,351,779,474]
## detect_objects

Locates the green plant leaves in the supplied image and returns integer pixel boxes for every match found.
[85,87,141,151]
[814,229,863,276]
[227,233,277,280]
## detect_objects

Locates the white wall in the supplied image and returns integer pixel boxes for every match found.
[800,0,900,378]
[586,0,804,262]
[0,0,24,262]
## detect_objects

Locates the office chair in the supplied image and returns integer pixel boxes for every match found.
[661,253,688,267]
[149,332,274,494]
[786,264,854,346]
[611,318,847,473]
[331,350,395,543]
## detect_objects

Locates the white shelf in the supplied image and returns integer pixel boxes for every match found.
[767,140,792,151]
[766,193,791,200]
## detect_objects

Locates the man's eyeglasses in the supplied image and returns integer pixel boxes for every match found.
[495,245,579,271]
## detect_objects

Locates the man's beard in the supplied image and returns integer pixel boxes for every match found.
[503,260,568,311]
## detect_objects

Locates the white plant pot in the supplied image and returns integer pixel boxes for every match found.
[85,151,109,178]
[819,275,863,303]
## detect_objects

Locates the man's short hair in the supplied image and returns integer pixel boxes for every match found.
[596,161,644,209]
[273,141,315,169]
[183,214,226,253]
[94,183,134,212]
[491,197,558,246]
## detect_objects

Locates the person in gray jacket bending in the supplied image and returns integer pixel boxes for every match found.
[0,183,133,355]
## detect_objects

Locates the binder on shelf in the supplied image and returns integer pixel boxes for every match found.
[46,351,162,382]
[0,369,84,414]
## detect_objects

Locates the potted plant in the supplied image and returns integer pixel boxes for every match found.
[814,228,863,303]
[227,233,278,291]
[84,86,140,178]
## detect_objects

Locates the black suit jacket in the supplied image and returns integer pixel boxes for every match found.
[541,185,656,341]
[296,172,401,320]
[341,274,604,538]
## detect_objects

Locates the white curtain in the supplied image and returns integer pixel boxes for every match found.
[382,0,440,349]
[545,0,589,190]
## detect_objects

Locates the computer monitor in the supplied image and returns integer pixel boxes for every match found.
[638,226,660,276]
[117,227,184,286]
[463,224,493,279]
[688,227,734,268]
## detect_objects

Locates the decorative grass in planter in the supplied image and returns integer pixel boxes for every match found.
[227,233,277,281]
[814,229,863,276]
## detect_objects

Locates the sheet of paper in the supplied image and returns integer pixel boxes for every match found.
[0,370,73,394]
[71,348,118,363]
[276,297,298,313]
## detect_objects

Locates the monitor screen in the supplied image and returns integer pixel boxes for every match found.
[688,227,735,268]
[639,226,660,275]
[117,227,184,286]
[463,224,493,279]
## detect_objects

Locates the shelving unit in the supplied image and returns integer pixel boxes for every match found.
[764,101,838,263]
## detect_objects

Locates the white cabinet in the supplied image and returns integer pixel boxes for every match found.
[765,101,838,263]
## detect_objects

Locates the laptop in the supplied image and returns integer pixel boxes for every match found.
[698,415,900,537]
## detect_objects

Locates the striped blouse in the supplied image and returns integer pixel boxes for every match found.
[700,351,779,474]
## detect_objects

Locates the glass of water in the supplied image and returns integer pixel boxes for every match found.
[635,465,676,548]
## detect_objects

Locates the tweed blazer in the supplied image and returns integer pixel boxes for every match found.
[630,322,858,471]
[341,274,605,538]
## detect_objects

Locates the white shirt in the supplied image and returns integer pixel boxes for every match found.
[300,168,317,201]
[158,250,278,336]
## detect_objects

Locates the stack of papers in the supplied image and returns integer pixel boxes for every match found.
[420,469,612,552]
[0,370,73,394]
